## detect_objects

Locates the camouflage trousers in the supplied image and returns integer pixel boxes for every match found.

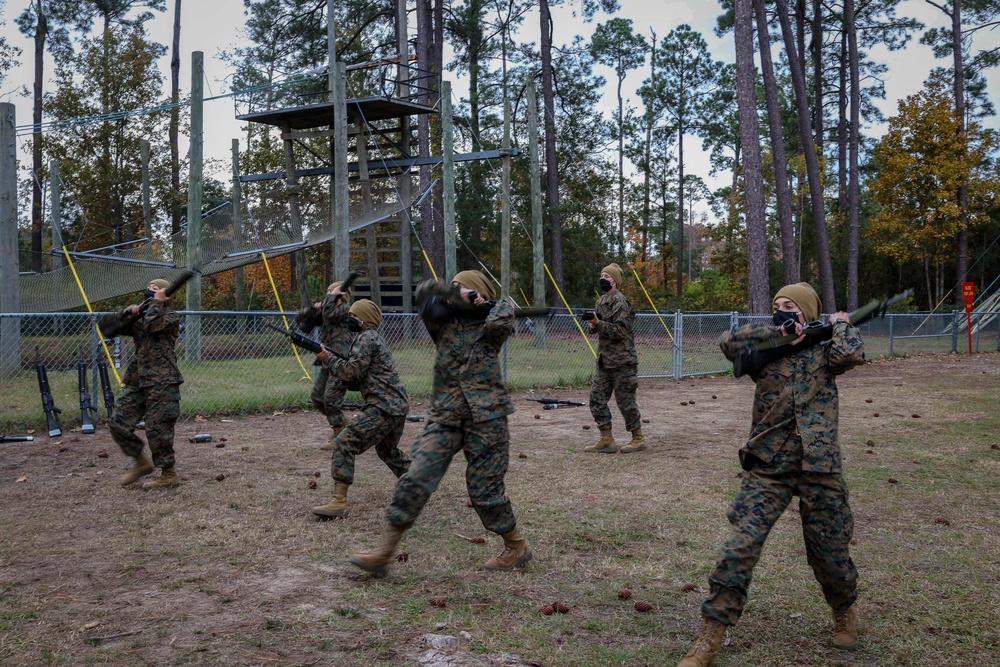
[331,408,410,485]
[310,366,347,428]
[589,363,641,432]
[702,435,857,626]
[386,416,516,535]
[109,384,181,470]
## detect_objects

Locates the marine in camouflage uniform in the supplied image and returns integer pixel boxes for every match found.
[311,299,410,519]
[295,281,354,448]
[585,262,645,454]
[676,282,866,667]
[348,271,532,576]
[99,279,184,490]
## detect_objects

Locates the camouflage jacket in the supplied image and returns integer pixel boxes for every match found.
[327,327,409,416]
[99,301,183,388]
[416,280,515,426]
[295,295,353,356]
[719,321,866,473]
[592,289,638,370]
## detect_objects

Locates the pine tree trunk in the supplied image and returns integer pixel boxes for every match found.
[539,0,563,288]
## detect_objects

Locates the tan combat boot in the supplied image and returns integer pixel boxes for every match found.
[619,427,646,453]
[141,467,180,490]
[312,481,350,518]
[349,523,406,577]
[677,617,727,667]
[832,606,858,650]
[583,428,617,453]
[320,423,345,451]
[484,527,533,571]
[120,455,154,487]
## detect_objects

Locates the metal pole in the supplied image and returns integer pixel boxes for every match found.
[442,80,456,281]
[332,61,349,279]
[501,96,511,300]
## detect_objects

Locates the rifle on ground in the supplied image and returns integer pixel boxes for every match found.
[264,322,348,361]
[78,352,98,434]
[98,268,200,338]
[0,435,34,443]
[526,398,586,410]
[35,347,62,437]
[97,357,116,418]
[732,289,914,379]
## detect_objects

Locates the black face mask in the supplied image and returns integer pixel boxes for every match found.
[347,319,363,333]
[772,309,800,331]
[143,289,156,302]
[599,279,612,293]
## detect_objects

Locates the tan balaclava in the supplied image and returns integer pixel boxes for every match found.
[328,281,351,302]
[451,270,495,301]
[773,282,821,323]
[349,299,382,329]
[601,263,624,289]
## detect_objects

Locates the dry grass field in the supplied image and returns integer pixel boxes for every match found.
[2,352,998,666]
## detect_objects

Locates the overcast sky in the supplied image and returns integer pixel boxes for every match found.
[1,0,996,221]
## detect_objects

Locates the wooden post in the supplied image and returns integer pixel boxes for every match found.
[501,96,511,300]
[281,122,311,308]
[332,61,349,280]
[141,139,151,238]
[354,122,381,304]
[527,82,546,347]
[0,103,21,373]
[186,51,203,363]
[232,139,246,318]
[397,0,413,316]
[442,81,456,281]
[50,159,62,271]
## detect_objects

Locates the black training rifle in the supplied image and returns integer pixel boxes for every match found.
[0,435,34,443]
[265,322,349,361]
[97,356,116,418]
[731,289,915,379]
[98,268,200,339]
[78,352,98,434]
[419,291,553,323]
[526,398,586,410]
[35,347,62,437]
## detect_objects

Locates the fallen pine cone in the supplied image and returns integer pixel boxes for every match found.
[518,453,527,459]
[681,583,696,592]
[866,440,875,447]
[618,588,632,600]
[865,399,873,403]
[680,402,688,406]
[991,444,999,450]
[553,602,570,613]
[539,605,554,615]
[888,478,898,484]
[314,471,321,477]
[215,474,225,482]
[642,418,650,424]
[912,414,921,418]
[873,413,880,417]
[215,442,225,448]
[582,425,591,430]
[308,480,317,489]
[396,552,409,563]
[534,414,541,419]
[429,597,447,608]
[634,601,652,613]
[934,517,951,526]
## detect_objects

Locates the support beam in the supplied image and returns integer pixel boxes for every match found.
[50,159,62,271]
[232,139,246,317]
[332,61,350,280]
[501,96,510,300]
[527,81,547,347]
[442,80,456,281]
[186,51,203,363]
[1,103,21,371]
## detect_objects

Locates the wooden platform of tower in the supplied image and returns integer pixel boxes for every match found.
[236,58,436,313]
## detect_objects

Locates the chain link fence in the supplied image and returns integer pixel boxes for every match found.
[2,310,998,433]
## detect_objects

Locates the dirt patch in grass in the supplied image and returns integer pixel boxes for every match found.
[2,352,999,666]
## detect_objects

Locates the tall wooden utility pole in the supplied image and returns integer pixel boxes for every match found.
[186,51,204,362]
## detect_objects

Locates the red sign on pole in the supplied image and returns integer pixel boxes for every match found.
[962,282,975,353]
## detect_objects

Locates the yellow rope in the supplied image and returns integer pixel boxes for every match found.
[422,250,439,281]
[545,263,596,358]
[519,287,531,307]
[261,252,311,381]
[632,268,674,342]
[62,247,124,388]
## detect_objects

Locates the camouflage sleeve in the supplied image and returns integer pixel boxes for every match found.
[330,331,372,383]
[321,297,350,324]
[142,301,179,333]
[98,311,128,338]
[595,298,630,341]
[295,305,322,329]
[718,322,780,361]
[483,298,514,347]
[826,321,865,375]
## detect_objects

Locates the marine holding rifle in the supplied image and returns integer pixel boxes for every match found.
[311,299,411,519]
[349,270,532,576]
[676,282,865,667]
[98,279,183,490]
[295,281,354,451]
[583,263,645,454]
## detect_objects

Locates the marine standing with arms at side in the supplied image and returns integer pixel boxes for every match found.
[100,279,184,490]
[296,281,353,451]
[348,270,532,576]
[676,282,865,667]
[311,299,411,519]
[584,263,645,454]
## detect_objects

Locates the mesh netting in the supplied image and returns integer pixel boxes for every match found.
[18,172,426,313]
